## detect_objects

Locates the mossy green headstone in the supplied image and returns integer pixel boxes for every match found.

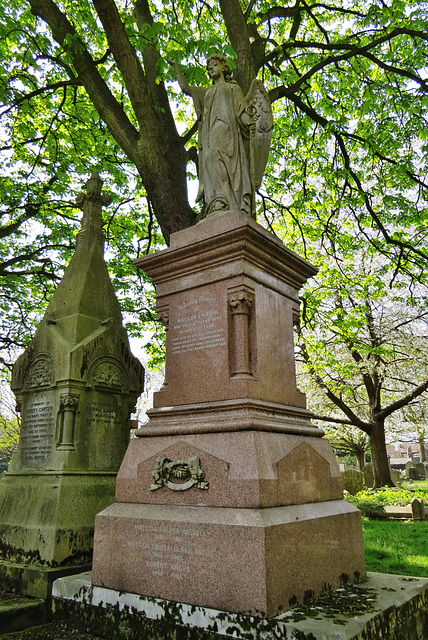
[0,173,144,597]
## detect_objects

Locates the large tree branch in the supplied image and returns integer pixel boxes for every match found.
[273,89,428,263]
[91,0,153,129]
[299,340,373,432]
[379,379,428,421]
[257,3,366,23]
[270,30,428,97]
[218,0,254,92]
[29,0,139,164]
[3,79,82,115]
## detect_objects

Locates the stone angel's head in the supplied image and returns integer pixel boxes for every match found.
[206,54,233,83]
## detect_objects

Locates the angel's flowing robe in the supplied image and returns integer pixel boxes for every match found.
[191,82,252,218]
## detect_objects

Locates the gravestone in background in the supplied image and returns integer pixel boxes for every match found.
[416,462,426,480]
[405,460,414,477]
[409,467,419,481]
[92,210,366,617]
[0,174,143,598]
[390,468,402,486]
[341,469,365,495]
[363,462,374,488]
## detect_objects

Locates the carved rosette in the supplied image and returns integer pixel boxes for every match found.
[150,456,209,492]
[228,289,255,377]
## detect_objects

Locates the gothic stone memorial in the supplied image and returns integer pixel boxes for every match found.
[0,174,143,598]
[91,215,366,617]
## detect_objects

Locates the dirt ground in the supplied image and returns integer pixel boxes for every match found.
[0,622,102,640]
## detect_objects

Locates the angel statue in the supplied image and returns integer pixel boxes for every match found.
[169,54,273,220]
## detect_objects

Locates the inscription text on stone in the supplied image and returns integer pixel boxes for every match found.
[171,295,226,355]
[20,399,55,463]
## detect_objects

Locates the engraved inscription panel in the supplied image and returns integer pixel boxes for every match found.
[86,400,122,428]
[170,294,226,355]
[129,522,213,582]
[19,398,55,466]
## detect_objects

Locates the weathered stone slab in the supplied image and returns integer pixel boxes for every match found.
[93,500,364,618]
[0,593,47,635]
[415,462,426,479]
[363,462,373,488]
[341,468,365,495]
[412,498,426,520]
[53,571,428,640]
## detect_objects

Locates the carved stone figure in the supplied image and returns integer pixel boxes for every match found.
[170,54,272,220]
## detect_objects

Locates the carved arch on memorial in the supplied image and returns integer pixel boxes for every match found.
[87,355,129,392]
[23,353,55,391]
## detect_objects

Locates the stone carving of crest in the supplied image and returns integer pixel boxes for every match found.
[150,456,209,492]
[89,357,128,391]
[23,354,55,391]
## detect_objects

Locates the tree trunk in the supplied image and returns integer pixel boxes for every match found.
[419,433,427,462]
[355,448,365,471]
[370,418,393,487]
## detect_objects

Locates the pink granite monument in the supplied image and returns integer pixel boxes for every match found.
[91,210,365,617]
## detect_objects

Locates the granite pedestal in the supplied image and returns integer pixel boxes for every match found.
[92,211,365,616]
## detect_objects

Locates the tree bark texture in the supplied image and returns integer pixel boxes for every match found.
[30,0,196,243]
[370,419,393,487]
[419,435,427,463]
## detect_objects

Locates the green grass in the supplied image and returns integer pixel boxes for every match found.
[362,518,428,577]
[401,479,428,493]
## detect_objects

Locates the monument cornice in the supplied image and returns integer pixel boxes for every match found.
[134,211,317,297]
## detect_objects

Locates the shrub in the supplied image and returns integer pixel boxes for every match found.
[345,487,427,518]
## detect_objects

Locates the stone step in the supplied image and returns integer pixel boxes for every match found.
[51,571,428,640]
[0,595,47,635]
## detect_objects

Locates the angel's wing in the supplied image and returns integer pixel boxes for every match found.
[246,79,273,188]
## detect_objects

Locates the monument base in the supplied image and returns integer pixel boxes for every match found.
[52,571,428,640]
[93,500,364,617]
[0,471,116,597]
[0,559,91,600]
[92,428,365,616]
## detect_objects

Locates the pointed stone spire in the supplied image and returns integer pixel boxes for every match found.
[43,172,121,329]
[1,174,143,596]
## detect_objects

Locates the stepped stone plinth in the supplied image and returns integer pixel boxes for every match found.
[92,210,365,616]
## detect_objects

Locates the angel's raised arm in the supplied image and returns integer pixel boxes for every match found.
[167,59,193,96]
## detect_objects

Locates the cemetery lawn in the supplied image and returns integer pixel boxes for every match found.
[357,481,428,577]
[401,479,428,492]
[362,518,428,578]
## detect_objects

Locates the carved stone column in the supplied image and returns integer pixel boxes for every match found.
[58,394,79,450]
[156,306,169,389]
[228,289,254,377]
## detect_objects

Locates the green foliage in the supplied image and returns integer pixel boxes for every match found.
[0,414,19,472]
[362,519,428,577]
[402,479,428,492]
[347,487,428,510]
[0,0,428,399]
